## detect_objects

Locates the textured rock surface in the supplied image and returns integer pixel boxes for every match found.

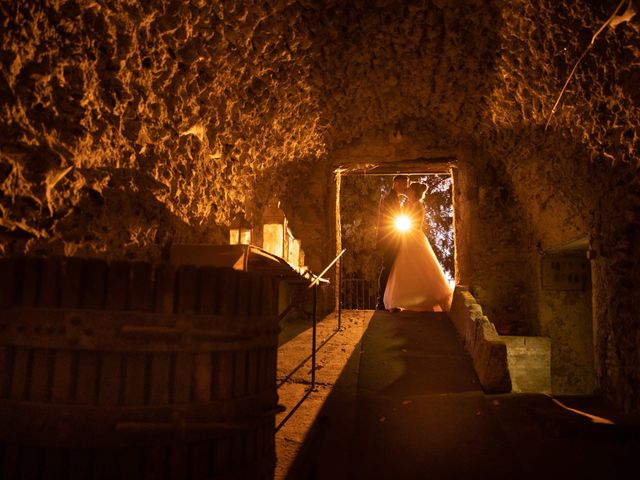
[1,1,639,409]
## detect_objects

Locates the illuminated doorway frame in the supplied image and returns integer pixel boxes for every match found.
[333,157,457,310]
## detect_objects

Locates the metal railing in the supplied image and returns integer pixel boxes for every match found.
[275,249,346,432]
[341,277,376,310]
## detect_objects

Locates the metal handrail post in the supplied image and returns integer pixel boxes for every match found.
[311,284,317,389]
[338,257,342,330]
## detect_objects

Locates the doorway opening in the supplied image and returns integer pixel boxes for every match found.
[335,163,455,310]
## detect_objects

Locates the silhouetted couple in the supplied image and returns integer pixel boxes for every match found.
[375,175,452,312]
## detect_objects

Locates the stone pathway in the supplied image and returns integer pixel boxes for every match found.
[275,310,640,480]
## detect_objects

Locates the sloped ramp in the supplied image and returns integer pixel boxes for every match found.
[286,310,522,479]
[285,310,640,480]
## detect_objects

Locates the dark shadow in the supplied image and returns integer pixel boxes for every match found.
[278,316,314,347]
[278,328,340,390]
[283,311,640,480]
[276,388,313,432]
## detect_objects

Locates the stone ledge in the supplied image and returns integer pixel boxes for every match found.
[501,336,551,394]
[449,286,512,393]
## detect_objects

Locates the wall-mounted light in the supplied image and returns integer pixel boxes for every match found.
[289,238,301,267]
[229,213,252,245]
[262,196,288,258]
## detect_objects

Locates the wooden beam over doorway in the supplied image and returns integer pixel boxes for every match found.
[335,157,455,176]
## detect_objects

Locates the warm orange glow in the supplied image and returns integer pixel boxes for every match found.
[395,215,411,232]
[263,223,284,257]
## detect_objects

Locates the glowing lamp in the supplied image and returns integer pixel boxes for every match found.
[229,214,252,245]
[289,238,301,267]
[262,196,288,258]
[395,215,411,232]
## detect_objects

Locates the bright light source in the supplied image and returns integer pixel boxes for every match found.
[395,215,411,232]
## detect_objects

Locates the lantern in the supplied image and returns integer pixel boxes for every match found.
[289,238,301,267]
[262,196,288,258]
[284,226,294,263]
[229,213,252,245]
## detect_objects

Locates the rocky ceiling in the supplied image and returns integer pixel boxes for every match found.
[0,0,638,255]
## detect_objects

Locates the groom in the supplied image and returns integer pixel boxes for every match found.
[375,174,409,311]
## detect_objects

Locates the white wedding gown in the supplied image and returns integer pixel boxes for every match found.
[384,200,453,312]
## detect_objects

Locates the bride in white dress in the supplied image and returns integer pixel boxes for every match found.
[383,182,453,312]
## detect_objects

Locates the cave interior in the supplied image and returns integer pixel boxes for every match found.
[1,0,639,478]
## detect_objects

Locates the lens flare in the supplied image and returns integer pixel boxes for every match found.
[395,215,411,232]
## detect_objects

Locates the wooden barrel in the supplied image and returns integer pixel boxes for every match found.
[0,256,280,480]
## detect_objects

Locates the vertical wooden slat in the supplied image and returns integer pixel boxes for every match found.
[154,263,175,316]
[20,257,42,306]
[0,346,14,398]
[220,269,238,316]
[176,265,198,314]
[82,259,108,309]
[149,353,170,405]
[231,433,243,468]
[0,257,17,307]
[267,419,275,454]
[1,444,19,480]
[264,347,272,394]
[42,448,64,480]
[129,262,153,312]
[29,349,51,402]
[51,350,72,402]
[249,275,263,315]
[261,277,277,316]
[246,349,258,396]
[98,353,122,406]
[10,348,31,400]
[256,426,266,459]
[106,261,130,311]
[233,350,247,397]
[68,449,92,480]
[268,347,277,387]
[193,352,212,402]
[235,272,250,316]
[172,353,192,404]
[93,449,117,480]
[215,351,234,400]
[124,353,146,405]
[75,351,98,404]
[197,266,217,315]
[144,447,169,480]
[244,430,256,467]
[37,257,61,307]
[118,449,143,480]
[168,445,188,480]
[61,257,84,308]
[189,444,209,480]
[257,348,267,392]
[20,445,43,480]
[215,438,231,475]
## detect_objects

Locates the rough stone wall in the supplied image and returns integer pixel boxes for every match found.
[1,0,639,409]
[279,157,337,274]
[481,0,640,410]
[539,283,595,395]
[453,147,535,335]
[0,0,326,259]
[313,0,501,148]
[339,174,386,285]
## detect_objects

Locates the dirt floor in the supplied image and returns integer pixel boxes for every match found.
[275,310,372,479]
